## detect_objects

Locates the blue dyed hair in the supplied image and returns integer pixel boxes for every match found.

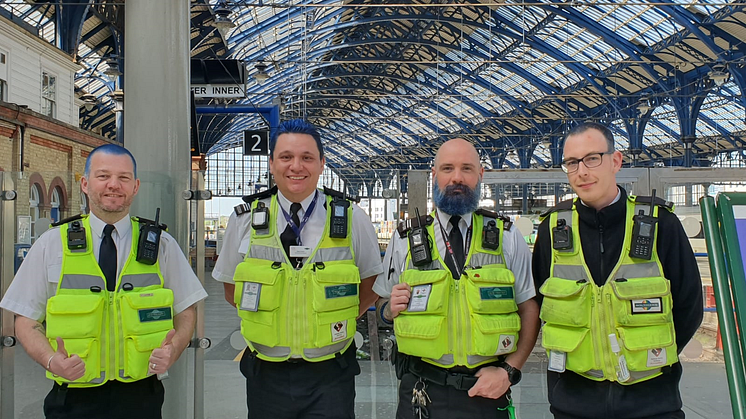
[269,119,324,159]
[84,144,138,178]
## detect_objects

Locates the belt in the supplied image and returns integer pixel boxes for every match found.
[407,357,479,391]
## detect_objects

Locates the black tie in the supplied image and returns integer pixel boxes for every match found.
[99,224,117,291]
[445,216,464,278]
[280,203,302,266]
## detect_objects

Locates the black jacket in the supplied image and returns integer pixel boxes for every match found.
[532,187,703,419]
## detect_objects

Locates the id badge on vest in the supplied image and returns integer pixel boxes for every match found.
[407,284,432,312]
[548,350,566,373]
[240,283,261,311]
[290,246,313,258]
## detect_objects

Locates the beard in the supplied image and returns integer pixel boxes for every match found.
[432,178,481,216]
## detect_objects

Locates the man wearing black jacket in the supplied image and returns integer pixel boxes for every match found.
[533,122,703,419]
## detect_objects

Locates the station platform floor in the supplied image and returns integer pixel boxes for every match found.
[9,269,735,419]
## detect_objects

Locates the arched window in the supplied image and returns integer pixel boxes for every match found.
[30,183,43,241]
[50,186,62,223]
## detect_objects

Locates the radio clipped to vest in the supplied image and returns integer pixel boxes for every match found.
[329,196,350,238]
[630,189,658,260]
[552,218,573,250]
[409,207,432,267]
[67,220,87,251]
[251,201,270,229]
[136,208,166,265]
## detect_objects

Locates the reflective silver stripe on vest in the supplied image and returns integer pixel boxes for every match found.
[83,371,106,384]
[59,274,103,290]
[406,259,445,271]
[469,253,504,267]
[615,262,662,279]
[303,339,350,359]
[118,273,161,290]
[428,353,497,367]
[249,245,286,262]
[629,368,660,381]
[252,342,292,358]
[312,247,353,263]
[552,265,590,281]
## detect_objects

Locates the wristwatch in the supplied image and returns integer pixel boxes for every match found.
[498,361,522,385]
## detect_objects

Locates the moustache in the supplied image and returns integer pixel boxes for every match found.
[443,184,472,195]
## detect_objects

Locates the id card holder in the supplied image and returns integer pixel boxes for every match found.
[548,350,567,373]
[240,282,261,312]
[290,246,313,258]
[407,284,432,312]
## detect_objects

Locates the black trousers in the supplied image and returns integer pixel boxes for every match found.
[43,375,164,419]
[240,346,361,419]
[396,372,511,419]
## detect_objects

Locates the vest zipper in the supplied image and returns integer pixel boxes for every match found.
[591,287,607,377]
[109,291,116,380]
[288,270,296,356]
[462,276,473,358]
[454,279,464,365]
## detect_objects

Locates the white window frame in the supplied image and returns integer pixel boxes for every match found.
[30,183,42,242]
[42,70,56,118]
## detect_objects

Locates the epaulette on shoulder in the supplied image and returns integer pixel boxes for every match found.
[540,198,575,218]
[236,186,277,216]
[51,213,84,227]
[475,208,513,231]
[323,186,360,203]
[632,195,674,210]
[397,214,434,238]
[133,216,167,230]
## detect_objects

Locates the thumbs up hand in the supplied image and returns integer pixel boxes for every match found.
[148,329,176,375]
[49,337,86,381]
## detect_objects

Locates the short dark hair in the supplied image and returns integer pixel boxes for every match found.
[84,144,137,178]
[270,119,324,159]
[565,122,615,152]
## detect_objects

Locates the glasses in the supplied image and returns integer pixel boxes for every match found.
[561,152,613,173]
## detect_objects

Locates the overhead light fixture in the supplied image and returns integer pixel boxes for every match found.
[80,92,98,111]
[709,63,729,87]
[103,57,122,82]
[637,99,651,115]
[255,62,269,84]
[211,5,235,38]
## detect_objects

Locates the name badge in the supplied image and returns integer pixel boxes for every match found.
[332,320,348,342]
[138,307,172,323]
[647,348,667,367]
[480,286,514,300]
[407,284,432,312]
[240,282,261,312]
[630,298,663,314]
[548,350,566,372]
[290,246,313,258]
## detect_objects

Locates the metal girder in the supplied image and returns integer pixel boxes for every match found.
[54,0,90,54]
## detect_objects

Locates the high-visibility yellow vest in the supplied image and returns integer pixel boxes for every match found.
[540,196,678,385]
[395,212,520,369]
[45,215,173,387]
[233,191,360,362]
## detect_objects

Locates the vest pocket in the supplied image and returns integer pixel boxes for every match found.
[313,306,359,347]
[464,268,517,314]
[617,324,677,371]
[400,269,449,314]
[123,331,168,380]
[119,288,174,337]
[539,277,591,327]
[542,325,595,373]
[470,313,520,356]
[235,259,287,348]
[46,294,105,338]
[610,277,671,326]
[395,315,448,360]
[311,263,360,313]
[46,337,102,384]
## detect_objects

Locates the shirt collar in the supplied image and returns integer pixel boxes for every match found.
[89,212,131,239]
[277,189,318,215]
[580,186,622,209]
[436,208,473,231]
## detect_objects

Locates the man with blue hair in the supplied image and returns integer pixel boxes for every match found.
[1,143,207,419]
[374,138,539,419]
[213,119,383,419]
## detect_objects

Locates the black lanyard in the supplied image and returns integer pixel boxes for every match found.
[434,211,472,278]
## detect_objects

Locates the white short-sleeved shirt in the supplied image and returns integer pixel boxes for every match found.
[0,212,208,322]
[212,189,383,284]
[373,209,535,304]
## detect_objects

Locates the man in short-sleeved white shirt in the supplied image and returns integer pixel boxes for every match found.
[212,119,382,419]
[374,138,540,419]
[0,144,207,419]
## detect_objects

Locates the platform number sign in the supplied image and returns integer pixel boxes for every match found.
[243,130,269,156]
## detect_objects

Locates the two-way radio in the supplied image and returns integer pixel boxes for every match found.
[329,197,350,238]
[137,208,165,265]
[629,189,658,260]
[552,218,573,250]
[409,208,432,266]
